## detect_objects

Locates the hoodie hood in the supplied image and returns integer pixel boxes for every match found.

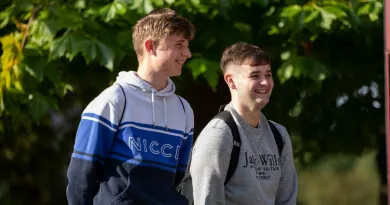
[116,71,175,97]
[115,71,177,129]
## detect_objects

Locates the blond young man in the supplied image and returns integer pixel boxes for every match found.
[190,42,298,205]
[66,8,195,205]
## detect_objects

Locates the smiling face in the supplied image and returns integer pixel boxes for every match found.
[152,33,192,77]
[220,42,273,111]
[228,64,274,110]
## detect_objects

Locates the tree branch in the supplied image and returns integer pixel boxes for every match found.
[20,5,43,50]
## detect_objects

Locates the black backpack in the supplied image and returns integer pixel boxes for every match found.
[177,105,284,204]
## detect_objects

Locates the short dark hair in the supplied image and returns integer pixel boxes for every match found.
[220,42,271,73]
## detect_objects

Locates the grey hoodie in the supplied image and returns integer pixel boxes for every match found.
[190,104,298,205]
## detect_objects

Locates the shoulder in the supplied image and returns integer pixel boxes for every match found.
[83,83,126,115]
[176,95,193,115]
[268,120,291,144]
[195,117,234,146]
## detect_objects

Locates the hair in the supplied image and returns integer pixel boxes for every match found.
[220,42,271,74]
[132,8,195,58]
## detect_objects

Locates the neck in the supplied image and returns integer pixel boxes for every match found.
[137,64,168,91]
[231,98,261,128]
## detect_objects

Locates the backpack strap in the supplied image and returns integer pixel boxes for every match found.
[177,96,186,113]
[116,83,127,126]
[268,121,283,156]
[213,110,241,185]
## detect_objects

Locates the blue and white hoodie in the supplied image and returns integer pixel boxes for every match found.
[66,71,194,205]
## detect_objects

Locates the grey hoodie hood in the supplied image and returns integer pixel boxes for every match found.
[115,71,177,129]
[115,71,176,97]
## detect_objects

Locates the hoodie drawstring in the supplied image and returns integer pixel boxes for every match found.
[151,90,168,130]
[164,97,167,130]
[152,90,155,127]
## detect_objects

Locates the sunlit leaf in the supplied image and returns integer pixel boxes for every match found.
[280,5,301,18]
[97,42,115,71]
[187,58,220,91]
[320,9,337,30]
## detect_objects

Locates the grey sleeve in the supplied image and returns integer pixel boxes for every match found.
[190,125,233,205]
[274,126,298,205]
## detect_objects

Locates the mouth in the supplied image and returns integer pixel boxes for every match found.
[254,88,269,95]
[175,59,184,65]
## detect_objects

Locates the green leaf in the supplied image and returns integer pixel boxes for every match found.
[21,72,38,93]
[320,9,337,30]
[50,34,97,62]
[100,1,128,22]
[43,62,61,83]
[187,58,207,79]
[253,0,269,7]
[280,5,302,18]
[54,83,74,98]
[81,40,97,64]
[28,93,56,121]
[187,58,220,91]
[49,36,70,60]
[74,0,86,9]
[277,62,293,84]
[49,34,113,68]
[97,42,115,71]
[152,0,164,7]
[289,100,302,117]
[0,89,4,116]
[53,8,85,29]
[277,56,328,84]
[323,6,347,18]
[357,3,370,15]
[281,51,291,61]
[203,61,221,92]
[304,10,319,23]
[267,25,279,35]
[23,56,45,82]
[0,5,14,29]
[239,0,252,7]
[30,19,62,47]
[144,0,154,14]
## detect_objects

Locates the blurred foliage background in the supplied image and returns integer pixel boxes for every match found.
[0,0,386,204]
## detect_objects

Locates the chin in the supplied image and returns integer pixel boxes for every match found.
[170,71,181,77]
[255,100,268,109]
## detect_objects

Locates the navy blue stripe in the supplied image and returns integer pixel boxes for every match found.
[119,121,186,135]
[110,154,176,173]
[184,134,193,138]
[82,113,118,129]
[178,164,188,168]
[110,151,178,169]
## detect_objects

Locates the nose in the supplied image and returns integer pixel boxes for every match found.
[260,76,269,85]
[183,46,192,58]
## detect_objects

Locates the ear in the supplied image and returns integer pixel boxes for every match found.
[224,73,236,90]
[144,39,156,55]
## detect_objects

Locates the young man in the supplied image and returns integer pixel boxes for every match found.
[190,42,298,205]
[66,8,195,205]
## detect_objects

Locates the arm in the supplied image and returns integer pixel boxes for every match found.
[190,125,233,205]
[66,87,124,205]
[274,126,298,205]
